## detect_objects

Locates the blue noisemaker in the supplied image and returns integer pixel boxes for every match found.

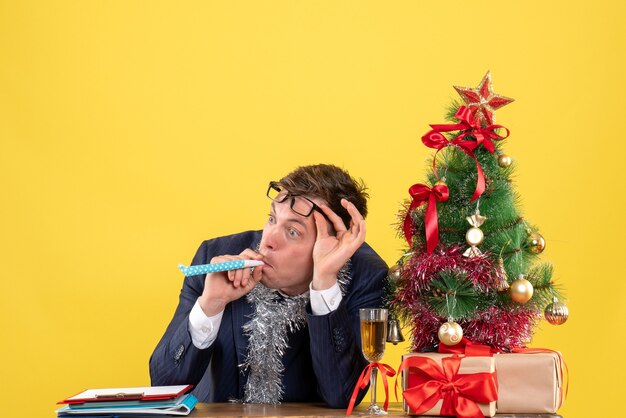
[178,260,265,277]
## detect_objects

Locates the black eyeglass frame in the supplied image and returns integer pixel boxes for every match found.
[266,181,331,222]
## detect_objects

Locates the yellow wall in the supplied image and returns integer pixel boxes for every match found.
[1,1,623,416]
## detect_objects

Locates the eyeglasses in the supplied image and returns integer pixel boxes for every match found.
[266,181,329,220]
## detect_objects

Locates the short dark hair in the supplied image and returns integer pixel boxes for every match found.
[278,164,369,228]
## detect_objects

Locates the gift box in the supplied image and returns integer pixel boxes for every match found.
[400,353,497,417]
[494,351,565,414]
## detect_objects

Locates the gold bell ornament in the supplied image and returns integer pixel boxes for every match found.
[544,297,569,325]
[510,274,534,304]
[464,209,487,258]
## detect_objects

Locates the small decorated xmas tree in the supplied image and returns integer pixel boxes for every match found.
[387,72,569,353]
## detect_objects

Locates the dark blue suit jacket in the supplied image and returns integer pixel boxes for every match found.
[149,230,388,407]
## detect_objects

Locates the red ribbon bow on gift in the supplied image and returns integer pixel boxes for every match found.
[397,355,498,418]
[421,106,510,202]
[438,337,497,357]
[346,362,396,416]
[403,182,449,253]
[439,339,569,407]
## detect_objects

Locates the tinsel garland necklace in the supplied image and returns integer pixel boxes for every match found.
[241,283,308,404]
[240,262,352,404]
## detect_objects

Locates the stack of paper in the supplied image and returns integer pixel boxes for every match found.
[56,385,197,416]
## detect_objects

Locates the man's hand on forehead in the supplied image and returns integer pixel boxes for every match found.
[310,199,366,290]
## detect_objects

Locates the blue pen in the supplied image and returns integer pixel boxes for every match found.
[178,259,265,277]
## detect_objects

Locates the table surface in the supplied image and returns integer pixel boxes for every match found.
[190,402,562,417]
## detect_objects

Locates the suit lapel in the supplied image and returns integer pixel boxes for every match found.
[233,231,262,365]
[231,296,254,397]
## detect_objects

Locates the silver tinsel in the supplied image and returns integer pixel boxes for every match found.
[240,262,352,404]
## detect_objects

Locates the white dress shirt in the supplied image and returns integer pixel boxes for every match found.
[188,282,343,349]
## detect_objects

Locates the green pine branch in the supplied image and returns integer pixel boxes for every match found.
[427,269,493,319]
[525,262,563,309]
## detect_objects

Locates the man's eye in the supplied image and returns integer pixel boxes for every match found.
[288,227,299,238]
[268,214,276,223]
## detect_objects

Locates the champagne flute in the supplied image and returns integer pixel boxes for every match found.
[359,308,388,415]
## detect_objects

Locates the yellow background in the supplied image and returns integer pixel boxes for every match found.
[1,1,624,417]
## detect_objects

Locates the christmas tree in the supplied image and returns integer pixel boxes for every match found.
[387,72,569,353]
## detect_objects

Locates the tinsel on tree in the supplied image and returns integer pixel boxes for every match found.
[386,72,569,353]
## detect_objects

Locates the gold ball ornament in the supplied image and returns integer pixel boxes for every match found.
[544,297,569,325]
[510,275,534,304]
[466,227,484,246]
[498,154,512,168]
[526,232,546,254]
[435,179,447,188]
[438,321,464,346]
[388,264,402,283]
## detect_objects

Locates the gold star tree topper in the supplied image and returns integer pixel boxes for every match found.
[454,71,514,126]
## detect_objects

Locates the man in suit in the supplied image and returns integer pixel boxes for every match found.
[149,164,388,407]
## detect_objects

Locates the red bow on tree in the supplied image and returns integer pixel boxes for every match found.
[428,106,510,153]
[421,106,510,202]
[397,355,498,418]
[403,182,449,254]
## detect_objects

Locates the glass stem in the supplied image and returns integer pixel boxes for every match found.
[369,365,378,407]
